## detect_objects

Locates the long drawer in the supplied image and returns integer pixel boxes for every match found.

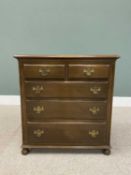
[25,81,109,98]
[27,123,108,146]
[26,100,107,121]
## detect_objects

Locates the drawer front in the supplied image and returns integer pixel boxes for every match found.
[27,123,108,146]
[26,100,107,121]
[23,64,65,79]
[25,81,108,98]
[68,64,110,79]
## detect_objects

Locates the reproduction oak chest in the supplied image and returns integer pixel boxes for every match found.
[15,54,119,155]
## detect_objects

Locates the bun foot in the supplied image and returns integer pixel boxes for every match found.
[21,148,30,155]
[102,149,111,155]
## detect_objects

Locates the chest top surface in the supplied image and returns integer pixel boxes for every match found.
[14,54,119,60]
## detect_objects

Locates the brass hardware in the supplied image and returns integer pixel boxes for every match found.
[89,106,100,115]
[83,68,95,76]
[33,129,44,137]
[33,106,44,114]
[90,87,101,94]
[39,68,50,76]
[32,85,44,94]
[89,130,99,138]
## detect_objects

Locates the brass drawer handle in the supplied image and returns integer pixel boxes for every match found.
[90,87,101,94]
[32,85,44,94]
[33,129,44,137]
[39,68,50,76]
[89,106,100,115]
[33,106,44,114]
[83,68,95,76]
[89,130,99,138]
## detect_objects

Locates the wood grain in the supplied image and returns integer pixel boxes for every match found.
[15,55,119,154]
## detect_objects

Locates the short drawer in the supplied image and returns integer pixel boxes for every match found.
[25,81,109,98]
[26,100,107,121]
[68,64,110,79]
[27,123,108,146]
[23,64,65,79]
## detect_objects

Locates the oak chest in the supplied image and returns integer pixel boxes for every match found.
[15,54,119,155]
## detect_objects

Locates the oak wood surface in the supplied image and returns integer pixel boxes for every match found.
[26,100,107,121]
[68,64,110,79]
[15,55,119,154]
[27,123,107,146]
[25,81,109,98]
[14,54,119,59]
[24,64,65,79]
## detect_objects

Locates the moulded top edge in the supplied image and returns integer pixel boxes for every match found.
[14,54,120,59]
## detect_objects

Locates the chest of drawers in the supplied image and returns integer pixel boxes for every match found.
[15,54,119,155]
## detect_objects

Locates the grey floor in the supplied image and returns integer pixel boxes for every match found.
[0,106,131,175]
